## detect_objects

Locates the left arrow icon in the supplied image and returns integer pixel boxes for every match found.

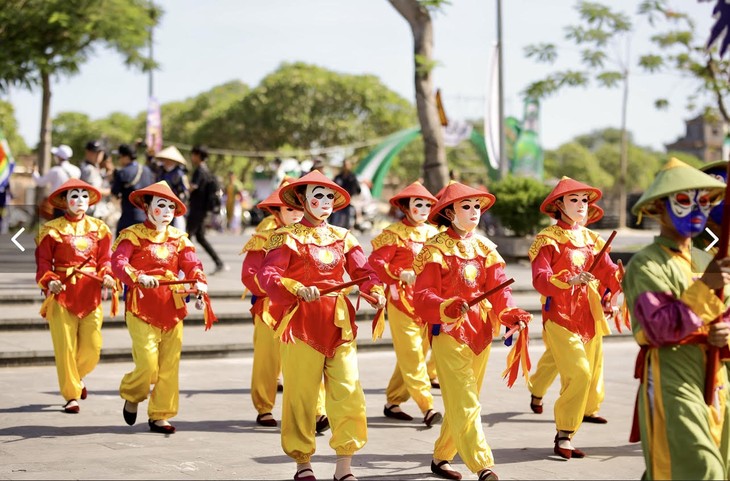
[11,227,25,252]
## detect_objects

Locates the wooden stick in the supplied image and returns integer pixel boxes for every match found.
[319,276,369,296]
[588,230,617,273]
[359,291,378,304]
[60,256,93,285]
[502,323,521,341]
[73,269,103,283]
[467,278,515,308]
[156,278,198,286]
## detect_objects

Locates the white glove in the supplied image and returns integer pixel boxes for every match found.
[102,274,116,289]
[138,274,159,289]
[297,286,320,302]
[48,279,64,295]
[399,270,416,286]
[369,293,387,310]
[195,281,208,294]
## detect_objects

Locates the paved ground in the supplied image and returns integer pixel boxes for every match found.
[0,226,655,480]
[0,338,645,481]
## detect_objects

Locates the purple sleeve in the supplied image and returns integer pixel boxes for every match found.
[633,291,705,346]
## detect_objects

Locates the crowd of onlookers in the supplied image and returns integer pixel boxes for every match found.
[19,140,381,274]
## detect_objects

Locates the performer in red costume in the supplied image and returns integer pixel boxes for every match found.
[369,181,442,425]
[414,182,532,481]
[258,170,386,481]
[36,178,117,413]
[112,181,217,434]
[241,181,330,433]
[528,177,622,459]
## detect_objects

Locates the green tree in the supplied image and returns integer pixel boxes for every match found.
[51,111,138,158]
[0,0,161,175]
[638,1,730,124]
[523,1,633,228]
[544,142,614,189]
[488,176,552,237]
[388,0,450,195]
[0,100,28,155]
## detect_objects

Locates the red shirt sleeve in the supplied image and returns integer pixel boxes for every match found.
[95,230,113,278]
[531,246,569,297]
[259,246,298,305]
[111,240,136,287]
[35,235,58,288]
[241,250,266,296]
[414,261,446,325]
[346,245,383,294]
[368,245,398,287]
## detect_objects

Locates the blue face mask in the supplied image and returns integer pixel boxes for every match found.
[706,168,726,226]
[664,189,713,238]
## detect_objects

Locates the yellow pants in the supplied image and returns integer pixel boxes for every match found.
[280,339,367,463]
[251,315,326,416]
[47,302,103,401]
[542,320,602,433]
[528,327,605,417]
[120,312,183,421]
[385,303,435,413]
[432,334,494,473]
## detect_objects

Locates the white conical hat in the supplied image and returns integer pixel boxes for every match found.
[154,146,187,166]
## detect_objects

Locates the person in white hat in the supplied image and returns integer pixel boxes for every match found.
[33,144,81,218]
[155,146,190,230]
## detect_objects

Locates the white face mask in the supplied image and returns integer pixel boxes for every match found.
[560,191,590,224]
[407,197,432,224]
[279,206,304,226]
[304,184,335,221]
[452,198,482,232]
[147,195,176,231]
[66,188,90,216]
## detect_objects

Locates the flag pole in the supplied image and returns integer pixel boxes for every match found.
[496,0,507,179]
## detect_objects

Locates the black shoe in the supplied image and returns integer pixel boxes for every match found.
[122,401,137,426]
[478,469,499,481]
[80,382,87,400]
[582,414,608,424]
[423,409,443,427]
[384,404,413,421]
[63,399,79,414]
[148,419,176,434]
[430,378,441,389]
[431,460,462,480]
[277,380,284,393]
[256,413,277,427]
[315,415,330,434]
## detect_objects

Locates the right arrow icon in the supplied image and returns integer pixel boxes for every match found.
[11,227,25,252]
[706,227,719,252]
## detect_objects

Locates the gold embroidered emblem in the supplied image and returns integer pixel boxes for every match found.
[461,261,480,287]
[73,236,90,254]
[155,245,170,260]
[571,250,586,268]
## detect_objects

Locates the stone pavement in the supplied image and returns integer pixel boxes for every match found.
[0,226,655,479]
[0,338,645,480]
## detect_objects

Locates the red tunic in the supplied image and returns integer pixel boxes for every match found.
[35,214,113,319]
[413,228,516,355]
[258,218,384,357]
[528,220,621,342]
[111,221,206,331]
[369,218,439,319]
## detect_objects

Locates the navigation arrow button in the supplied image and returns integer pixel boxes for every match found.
[11,227,25,252]
[706,227,719,252]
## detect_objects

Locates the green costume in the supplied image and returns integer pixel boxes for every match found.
[623,159,730,480]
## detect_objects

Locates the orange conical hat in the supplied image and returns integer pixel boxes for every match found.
[48,179,102,209]
[428,182,496,224]
[129,181,187,217]
[278,170,350,212]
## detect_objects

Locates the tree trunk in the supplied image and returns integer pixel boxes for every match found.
[389,0,448,194]
[35,71,53,217]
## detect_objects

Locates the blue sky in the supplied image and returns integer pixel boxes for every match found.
[3,0,716,152]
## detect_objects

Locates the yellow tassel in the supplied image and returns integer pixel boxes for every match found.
[371,308,385,341]
[333,293,353,341]
[39,293,54,319]
[110,289,119,317]
[275,303,300,340]
[587,280,611,336]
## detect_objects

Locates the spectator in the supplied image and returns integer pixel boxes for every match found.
[154,146,190,231]
[329,159,360,229]
[224,170,244,234]
[187,145,227,274]
[34,144,81,219]
[110,144,155,237]
[80,140,108,216]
